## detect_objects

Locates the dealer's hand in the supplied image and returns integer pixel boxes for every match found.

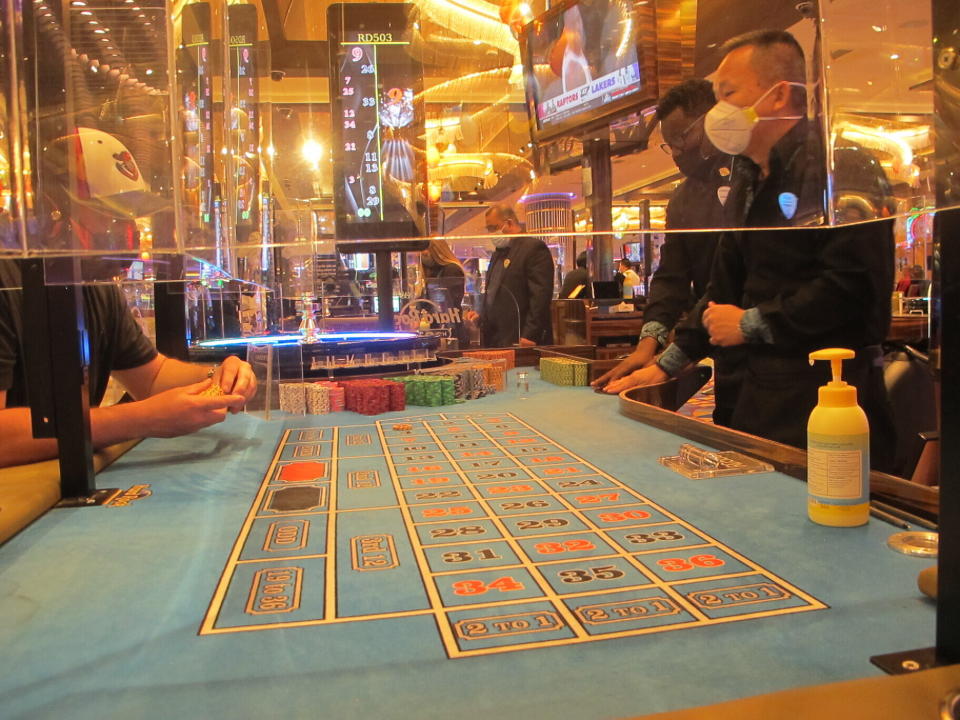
[214,356,258,413]
[602,363,668,394]
[591,342,657,390]
[702,302,746,347]
[139,379,246,437]
[517,337,536,347]
[463,310,480,327]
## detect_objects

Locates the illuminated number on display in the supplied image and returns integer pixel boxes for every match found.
[364,152,378,162]
[452,576,524,596]
[558,565,625,583]
[360,63,374,74]
[347,175,357,184]
[624,530,685,544]
[365,196,380,207]
[343,109,356,118]
[342,86,355,96]
[344,142,357,152]
[429,525,486,538]
[516,518,568,530]
[534,539,595,554]
[657,554,725,572]
[598,510,651,523]
[441,548,501,563]
[364,163,379,173]
[343,120,356,129]
[366,129,376,140]
[362,97,376,107]
[357,208,372,218]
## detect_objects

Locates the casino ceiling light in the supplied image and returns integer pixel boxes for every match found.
[414,0,519,63]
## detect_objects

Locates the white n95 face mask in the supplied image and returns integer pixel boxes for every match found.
[704,81,806,155]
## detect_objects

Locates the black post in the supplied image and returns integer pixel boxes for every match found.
[20,258,97,499]
[932,0,960,663]
[583,137,613,281]
[870,0,960,672]
[375,250,394,331]
[154,255,189,360]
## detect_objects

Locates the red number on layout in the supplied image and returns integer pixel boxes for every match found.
[461,451,493,458]
[544,467,581,475]
[452,576,525,596]
[657,554,725,572]
[422,506,474,518]
[505,438,536,444]
[488,485,534,494]
[407,465,442,473]
[598,509,651,523]
[533,539,596,554]
[575,493,621,504]
[531,456,565,463]
[411,476,451,485]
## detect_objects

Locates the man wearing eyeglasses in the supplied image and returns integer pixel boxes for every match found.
[594,78,743,426]
[464,204,554,348]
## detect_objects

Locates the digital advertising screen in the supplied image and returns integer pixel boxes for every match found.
[328,3,426,241]
[520,0,658,143]
[177,2,214,232]
[228,4,260,228]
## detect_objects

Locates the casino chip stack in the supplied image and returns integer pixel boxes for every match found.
[540,357,590,386]
[315,382,345,413]
[279,383,307,414]
[338,379,406,415]
[397,375,457,406]
[463,349,515,371]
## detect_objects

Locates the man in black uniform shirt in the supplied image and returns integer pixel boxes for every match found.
[610,30,896,470]
[466,204,554,347]
[0,260,257,468]
[559,252,591,299]
[595,79,743,425]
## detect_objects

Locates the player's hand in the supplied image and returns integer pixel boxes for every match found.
[702,302,746,347]
[214,356,258,413]
[517,337,536,347]
[463,310,480,328]
[602,364,668,394]
[591,346,656,390]
[139,379,246,438]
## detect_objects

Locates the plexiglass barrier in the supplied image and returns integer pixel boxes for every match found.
[0,0,943,321]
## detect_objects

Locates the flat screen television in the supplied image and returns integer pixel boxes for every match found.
[519,0,658,143]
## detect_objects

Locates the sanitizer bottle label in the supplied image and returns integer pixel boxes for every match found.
[807,432,869,504]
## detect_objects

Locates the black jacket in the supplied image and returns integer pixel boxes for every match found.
[674,122,893,361]
[558,267,591,299]
[482,236,554,347]
[643,167,734,333]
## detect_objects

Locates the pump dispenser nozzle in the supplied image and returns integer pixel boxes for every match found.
[809,348,857,407]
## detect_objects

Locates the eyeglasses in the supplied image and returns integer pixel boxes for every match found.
[658,115,704,156]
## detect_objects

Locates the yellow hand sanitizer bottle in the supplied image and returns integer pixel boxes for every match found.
[807,348,870,527]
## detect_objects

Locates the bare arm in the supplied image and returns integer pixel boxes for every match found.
[0,354,257,469]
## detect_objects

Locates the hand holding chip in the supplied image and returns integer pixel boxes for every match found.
[213,355,258,413]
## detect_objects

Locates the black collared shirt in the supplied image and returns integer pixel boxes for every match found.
[675,121,894,360]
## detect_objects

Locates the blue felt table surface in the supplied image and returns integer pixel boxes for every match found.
[0,376,936,719]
